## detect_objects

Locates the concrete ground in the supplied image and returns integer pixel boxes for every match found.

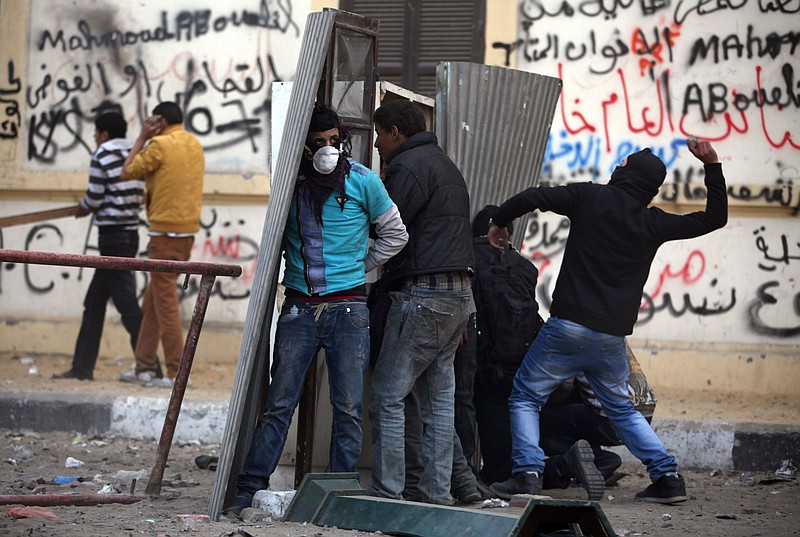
[1,350,798,474]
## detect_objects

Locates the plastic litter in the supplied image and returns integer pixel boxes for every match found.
[775,459,796,478]
[65,457,84,468]
[53,476,80,484]
[478,498,509,509]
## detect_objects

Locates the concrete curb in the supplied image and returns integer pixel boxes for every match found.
[1,391,797,472]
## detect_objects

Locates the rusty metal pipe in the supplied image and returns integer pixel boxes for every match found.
[0,494,144,506]
[146,273,217,497]
[0,248,242,278]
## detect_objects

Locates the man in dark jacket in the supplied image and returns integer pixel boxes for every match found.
[487,139,727,505]
[369,99,475,505]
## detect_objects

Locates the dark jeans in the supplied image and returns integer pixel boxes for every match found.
[70,229,142,378]
[454,312,478,475]
[237,298,370,498]
[539,403,623,489]
[475,364,623,489]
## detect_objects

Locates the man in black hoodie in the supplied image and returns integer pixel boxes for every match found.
[487,139,727,505]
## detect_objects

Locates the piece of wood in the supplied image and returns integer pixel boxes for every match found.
[0,494,144,506]
[0,206,81,228]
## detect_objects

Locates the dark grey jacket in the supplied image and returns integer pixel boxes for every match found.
[381,132,474,282]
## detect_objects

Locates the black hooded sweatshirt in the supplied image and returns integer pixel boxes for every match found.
[492,149,728,336]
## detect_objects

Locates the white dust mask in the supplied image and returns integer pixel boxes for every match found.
[312,145,341,175]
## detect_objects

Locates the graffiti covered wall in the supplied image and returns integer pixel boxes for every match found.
[494,0,799,344]
[14,0,306,174]
[495,0,798,186]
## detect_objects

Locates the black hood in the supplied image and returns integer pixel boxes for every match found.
[608,148,666,205]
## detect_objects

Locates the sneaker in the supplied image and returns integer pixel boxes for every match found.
[634,473,688,505]
[145,377,173,388]
[145,376,192,388]
[559,440,605,501]
[119,367,155,385]
[489,472,543,499]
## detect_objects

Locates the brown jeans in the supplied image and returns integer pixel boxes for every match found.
[134,235,194,378]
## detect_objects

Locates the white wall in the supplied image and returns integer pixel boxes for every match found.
[0,201,260,323]
[19,0,309,175]
[523,212,800,344]
[2,0,798,355]
[492,0,800,346]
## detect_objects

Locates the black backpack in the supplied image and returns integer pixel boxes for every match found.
[473,245,542,365]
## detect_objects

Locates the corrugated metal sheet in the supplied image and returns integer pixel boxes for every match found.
[435,62,562,249]
[207,9,337,521]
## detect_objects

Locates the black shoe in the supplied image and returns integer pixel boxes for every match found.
[52,369,93,381]
[604,471,628,487]
[634,473,688,505]
[453,488,483,503]
[222,494,252,521]
[489,472,543,500]
[559,440,605,501]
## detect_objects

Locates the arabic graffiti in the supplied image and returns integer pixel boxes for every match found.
[0,60,22,139]
[747,281,800,337]
[35,1,300,52]
[0,208,259,312]
[494,1,798,189]
[16,0,301,173]
[519,213,799,339]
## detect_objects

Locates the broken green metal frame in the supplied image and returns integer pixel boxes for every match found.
[283,473,616,537]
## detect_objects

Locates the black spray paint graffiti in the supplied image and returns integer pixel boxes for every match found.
[1,60,22,139]
[21,1,297,167]
[0,209,259,304]
[747,281,800,337]
[746,225,800,337]
[638,282,737,325]
[36,0,300,52]
[23,54,281,164]
[753,225,800,271]
[510,0,797,27]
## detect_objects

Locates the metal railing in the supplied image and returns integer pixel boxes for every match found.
[0,248,243,497]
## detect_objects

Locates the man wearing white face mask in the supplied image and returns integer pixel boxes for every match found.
[225,103,408,519]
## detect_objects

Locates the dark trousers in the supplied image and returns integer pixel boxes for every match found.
[70,229,142,377]
[474,366,622,488]
[454,312,478,475]
[539,403,623,488]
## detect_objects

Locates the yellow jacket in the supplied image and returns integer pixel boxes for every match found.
[126,124,204,234]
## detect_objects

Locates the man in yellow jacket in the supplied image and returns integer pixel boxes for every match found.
[120,101,204,387]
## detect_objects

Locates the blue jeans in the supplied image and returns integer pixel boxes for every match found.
[236,297,370,498]
[509,317,677,482]
[369,285,473,502]
[71,229,142,377]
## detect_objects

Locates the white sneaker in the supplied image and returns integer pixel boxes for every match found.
[119,367,155,385]
[144,376,192,389]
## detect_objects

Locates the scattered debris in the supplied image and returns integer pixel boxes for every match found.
[775,460,796,479]
[65,456,84,468]
[714,513,739,520]
[252,490,296,519]
[177,513,211,531]
[5,505,58,520]
[478,498,508,509]
[661,513,672,521]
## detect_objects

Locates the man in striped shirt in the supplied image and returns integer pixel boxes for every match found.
[53,112,145,381]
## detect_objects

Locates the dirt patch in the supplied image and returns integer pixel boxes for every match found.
[1,428,798,537]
